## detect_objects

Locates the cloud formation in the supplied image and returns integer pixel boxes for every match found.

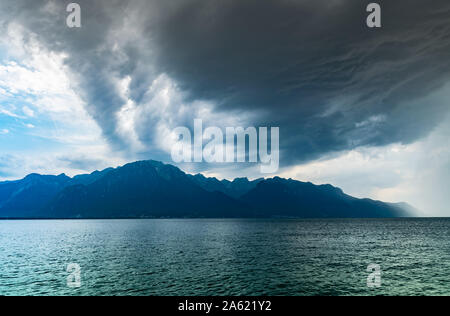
[1,0,449,167]
[0,0,449,214]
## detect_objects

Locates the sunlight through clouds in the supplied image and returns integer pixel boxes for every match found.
[0,23,125,180]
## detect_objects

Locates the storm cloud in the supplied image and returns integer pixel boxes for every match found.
[1,0,450,167]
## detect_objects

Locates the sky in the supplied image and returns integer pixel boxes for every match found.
[0,0,449,215]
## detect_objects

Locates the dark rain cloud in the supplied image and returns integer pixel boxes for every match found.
[1,0,450,167]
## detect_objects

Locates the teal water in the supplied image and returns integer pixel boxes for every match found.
[0,218,450,296]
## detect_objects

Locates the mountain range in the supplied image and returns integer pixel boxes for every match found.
[0,160,413,219]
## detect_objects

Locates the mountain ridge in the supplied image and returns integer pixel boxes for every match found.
[0,160,414,219]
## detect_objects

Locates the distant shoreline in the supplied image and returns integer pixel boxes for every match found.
[0,216,441,221]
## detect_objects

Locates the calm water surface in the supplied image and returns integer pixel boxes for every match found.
[1,218,450,296]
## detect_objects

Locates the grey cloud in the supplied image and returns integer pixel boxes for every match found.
[1,0,450,167]
[57,155,107,172]
[152,0,450,164]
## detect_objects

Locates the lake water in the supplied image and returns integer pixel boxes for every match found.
[0,218,450,296]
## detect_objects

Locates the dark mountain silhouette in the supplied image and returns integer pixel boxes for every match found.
[0,160,413,219]
[0,173,71,218]
[46,161,248,218]
[189,174,263,198]
[240,177,408,218]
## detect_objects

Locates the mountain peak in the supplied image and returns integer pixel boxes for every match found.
[0,159,414,219]
[231,177,250,184]
[24,173,42,179]
[24,173,71,182]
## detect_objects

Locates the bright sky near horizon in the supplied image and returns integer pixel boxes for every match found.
[0,0,449,216]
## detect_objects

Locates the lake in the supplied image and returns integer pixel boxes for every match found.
[0,218,449,296]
